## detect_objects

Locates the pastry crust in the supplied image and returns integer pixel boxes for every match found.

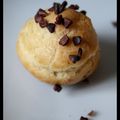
[16,8,100,85]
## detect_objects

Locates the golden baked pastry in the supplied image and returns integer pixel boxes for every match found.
[16,1,100,85]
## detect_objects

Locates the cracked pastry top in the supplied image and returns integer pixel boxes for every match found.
[16,1,100,85]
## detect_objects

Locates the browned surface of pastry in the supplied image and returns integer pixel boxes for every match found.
[16,3,100,85]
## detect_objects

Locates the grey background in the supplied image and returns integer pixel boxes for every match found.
[4,0,117,120]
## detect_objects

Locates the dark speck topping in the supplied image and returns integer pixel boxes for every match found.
[47,23,56,33]
[73,36,81,45]
[55,15,63,24]
[88,110,95,116]
[68,4,79,10]
[80,116,88,120]
[80,10,87,15]
[59,35,69,46]
[63,18,73,28]
[53,1,68,14]
[59,1,68,13]
[69,55,80,63]
[53,84,62,92]
[34,15,48,28]
[39,19,48,28]
[35,14,43,23]
[37,8,48,17]
[54,2,61,14]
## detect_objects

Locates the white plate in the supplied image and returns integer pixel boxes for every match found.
[4,0,117,120]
